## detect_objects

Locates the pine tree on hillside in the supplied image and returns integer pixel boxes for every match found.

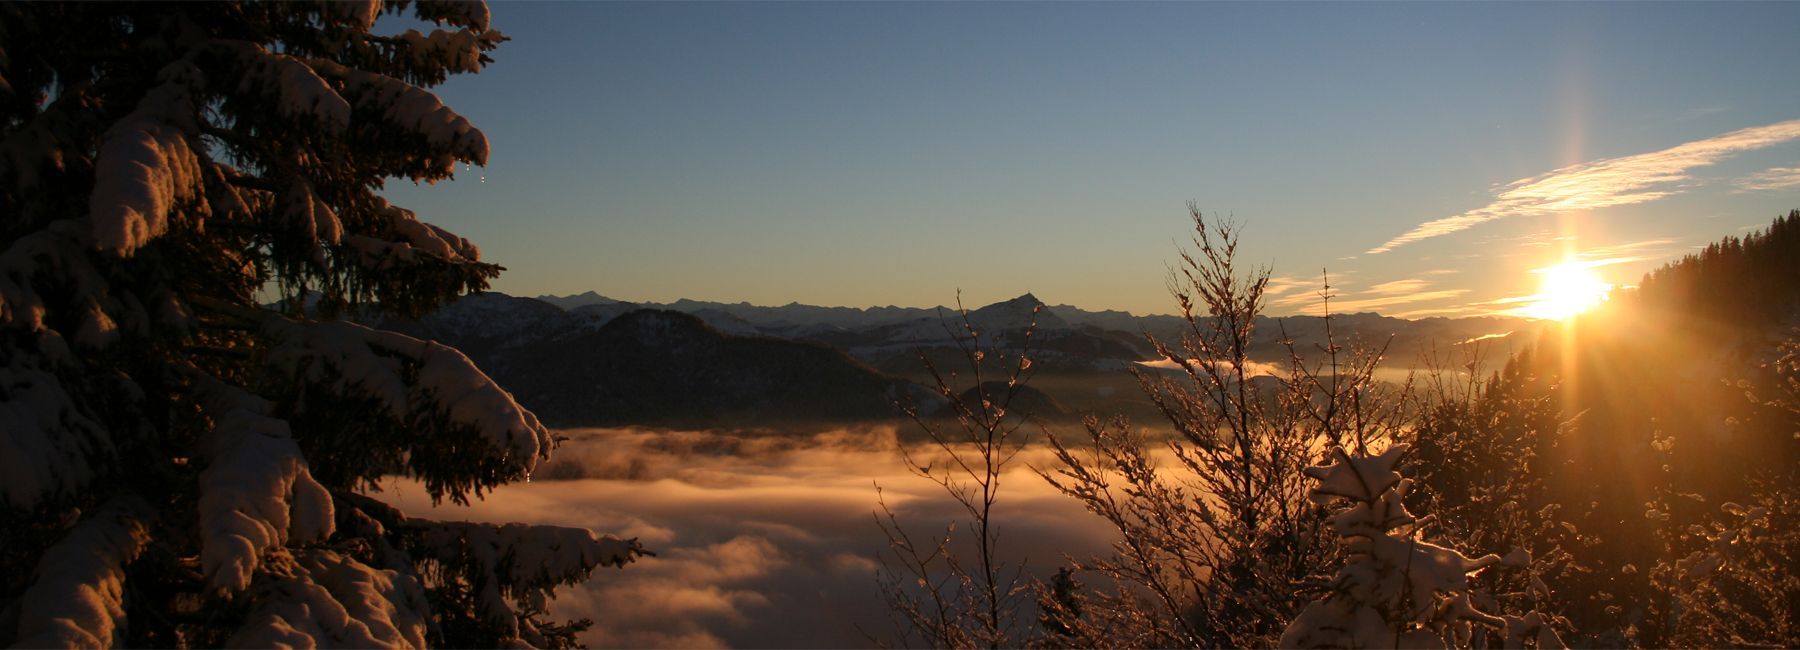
[1633,209,1800,327]
[0,2,641,646]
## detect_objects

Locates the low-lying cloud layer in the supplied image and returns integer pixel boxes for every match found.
[1368,119,1800,254]
[383,426,1119,648]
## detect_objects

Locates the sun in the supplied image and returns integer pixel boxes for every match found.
[1520,261,1613,320]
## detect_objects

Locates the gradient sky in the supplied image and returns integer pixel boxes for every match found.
[381,1,1800,317]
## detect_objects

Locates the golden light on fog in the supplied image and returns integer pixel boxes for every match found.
[1520,261,1613,320]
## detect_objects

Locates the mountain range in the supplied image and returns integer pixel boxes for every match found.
[362,290,1544,427]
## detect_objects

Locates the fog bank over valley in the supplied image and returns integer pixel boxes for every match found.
[387,427,1119,648]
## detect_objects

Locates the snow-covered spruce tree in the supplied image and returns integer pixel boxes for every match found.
[1280,442,1566,649]
[0,2,642,646]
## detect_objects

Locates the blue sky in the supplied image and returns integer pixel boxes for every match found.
[383,1,1800,317]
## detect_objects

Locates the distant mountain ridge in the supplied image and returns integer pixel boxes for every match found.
[533,290,1535,342]
[534,290,946,330]
[531,290,1541,363]
[366,290,1545,427]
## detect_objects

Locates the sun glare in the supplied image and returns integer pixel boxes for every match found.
[1520,261,1613,320]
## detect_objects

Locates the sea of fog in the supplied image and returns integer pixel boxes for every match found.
[384,426,1121,648]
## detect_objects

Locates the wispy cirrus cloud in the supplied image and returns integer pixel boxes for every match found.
[1368,119,1800,254]
[1364,278,1433,295]
[1262,275,1319,297]
[1733,165,1800,192]
[1571,237,1677,259]
[1270,269,1472,315]
[1386,305,1478,319]
[1271,282,1470,315]
[1547,256,1647,271]
[1309,289,1471,315]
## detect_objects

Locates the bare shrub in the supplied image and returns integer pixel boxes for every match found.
[1037,207,1408,647]
[875,297,1043,648]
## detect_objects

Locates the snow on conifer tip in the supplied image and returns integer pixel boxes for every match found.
[228,550,433,649]
[332,0,384,32]
[385,198,481,261]
[1303,442,1407,503]
[11,497,153,648]
[408,519,645,639]
[283,178,345,247]
[89,61,206,255]
[194,378,336,593]
[261,315,552,476]
[309,58,490,168]
[0,110,70,191]
[218,43,354,132]
[398,28,503,75]
[1283,442,1564,648]
[415,0,494,31]
[0,358,108,510]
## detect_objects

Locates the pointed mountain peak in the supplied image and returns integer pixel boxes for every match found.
[968,292,1066,330]
[980,293,1044,309]
[534,290,619,310]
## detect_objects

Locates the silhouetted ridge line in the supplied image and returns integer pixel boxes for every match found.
[1632,209,1800,327]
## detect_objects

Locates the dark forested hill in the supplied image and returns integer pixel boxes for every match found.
[375,298,933,427]
[1632,208,1800,328]
[498,310,931,426]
